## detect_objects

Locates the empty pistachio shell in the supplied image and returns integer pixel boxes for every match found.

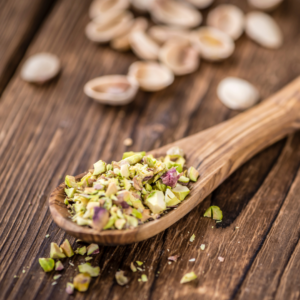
[248,0,283,11]
[130,0,154,12]
[245,12,282,49]
[111,17,148,51]
[151,0,202,29]
[217,77,260,110]
[207,5,245,41]
[128,61,174,92]
[159,39,199,76]
[20,53,60,84]
[86,10,133,43]
[148,26,190,45]
[84,75,138,105]
[186,0,214,9]
[191,27,235,61]
[89,0,130,19]
[129,30,160,60]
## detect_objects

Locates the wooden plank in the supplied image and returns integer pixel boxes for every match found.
[0,0,55,94]
[0,0,300,299]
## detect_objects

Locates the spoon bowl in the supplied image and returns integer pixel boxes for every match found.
[50,76,300,245]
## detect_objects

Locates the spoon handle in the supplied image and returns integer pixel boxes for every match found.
[179,76,300,194]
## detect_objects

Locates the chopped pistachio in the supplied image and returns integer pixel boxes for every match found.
[130,262,137,272]
[203,206,223,221]
[53,274,62,280]
[60,239,74,257]
[50,243,66,259]
[73,273,91,292]
[190,234,195,242]
[137,267,143,272]
[78,263,100,277]
[65,188,75,198]
[55,261,64,271]
[45,234,50,238]
[145,191,166,214]
[87,244,99,255]
[141,274,148,282]
[200,244,205,251]
[165,189,180,207]
[180,272,197,284]
[66,282,74,295]
[172,184,190,201]
[136,261,143,266]
[93,160,106,176]
[75,246,87,255]
[22,270,26,273]
[132,209,143,219]
[85,256,93,261]
[39,258,55,272]
[115,270,129,286]
[52,282,57,285]
[187,166,199,182]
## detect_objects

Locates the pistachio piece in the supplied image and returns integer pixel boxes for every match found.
[187,167,199,182]
[65,188,75,198]
[178,176,189,185]
[128,61,174,92]
[76,246,87,256]
[115,270,129,286]
[122,151,146,160]
[39,258,55,272]
[50,243,66,259]
[165,188,180,206]
[121,152,145,165]
[93,160,106,176]
[145,190,166,214]
[20,53,60,84]
[89,0,130,19]
[217,77,260,110]
[190,234,195,242]
[55,260,64,271]
[248,0,283,11]
[86,10,134,43]
[84,75,138,105]
[87,244,99,255]
[66,282,74,295]
[60,239,74,257]
[151,0,202,29]
[111,17,148,51]
[106,182,118,197]
[245,12,282,49]
[192,27,235,61]
[166,146,184,157]
[115,218,126,229]
[78,263,100,277]
[141,274,148,282]
[129,30,160,60]
[136,261,143,266]
[207,4,245,41]
[73,273,92,292]
[180,271,197,283]
[204,206,223,221]
[161,167,180,188]
[92,207,109,231]
[130,262,137,272]
[159,39,199,76]
[172,184,190,201]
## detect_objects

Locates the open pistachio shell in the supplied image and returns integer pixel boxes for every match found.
[148,26,190,45]
[128,61,174,92]
[89,0,130,19]
[86,10,133,43]
[191,27,235,61]
[111,17,148,51]
[130,0,154,12]
[245,12,282,49]
[129,30,160,60]
[186,0,214,9]
[159,39,199,76]
[20,53,60,84]
[151,0,202,29]
[248,0,283,11]
[84,75,138,105]
[217,77,260,110]
[207,4,245,41]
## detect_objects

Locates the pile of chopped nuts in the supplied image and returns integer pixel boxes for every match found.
[64,146,199,230]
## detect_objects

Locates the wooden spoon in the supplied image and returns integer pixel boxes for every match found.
[49,76,300,245]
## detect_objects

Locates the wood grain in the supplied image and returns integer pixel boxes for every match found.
[0,0,300,299]
[50,76,300,245]
[0,0,55,95]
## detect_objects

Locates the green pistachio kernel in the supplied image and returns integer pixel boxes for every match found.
[73,273,91,292]
[93,160,106,176]
[145,191,166,214]
[76,246,87,256]
[172,184,190,201]
[65,188,75,198]
[50,243,66,259]
[115,270,129,286]
[121,152,145,165]
[136,261,143,266]
[165,189,180,206]
[188,166,199,182]
[132,209,143,219]
[130,262,137,272]
[39,258,55,272]
[141,274,148,282]
[87,244,99,256]
[60,239,74,257]
[65,175,77,188]
[180,272,197,284]
[203,206,223,221]
[78,263,100,277]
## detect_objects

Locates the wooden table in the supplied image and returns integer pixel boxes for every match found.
[1,0,300,299]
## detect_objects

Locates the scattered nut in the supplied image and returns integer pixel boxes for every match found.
[124,138,133,146]
[217,77,260,110]
[115,270,129,285]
